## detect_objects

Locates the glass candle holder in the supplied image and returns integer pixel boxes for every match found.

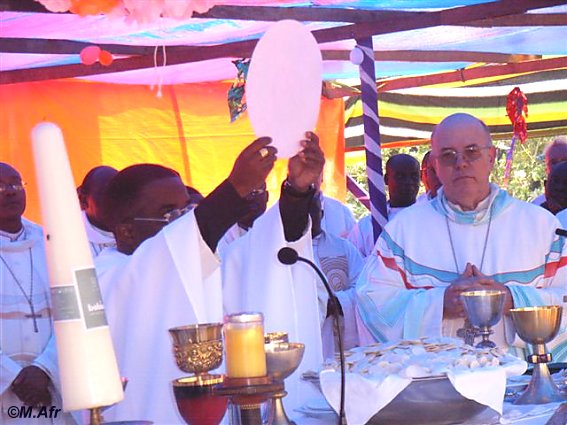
[224,312,267,378]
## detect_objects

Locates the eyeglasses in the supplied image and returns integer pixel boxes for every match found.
[435,145,492,167]
[0,182,26,193]
[133,205,194,224]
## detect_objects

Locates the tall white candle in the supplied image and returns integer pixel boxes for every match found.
[31,122,123,410]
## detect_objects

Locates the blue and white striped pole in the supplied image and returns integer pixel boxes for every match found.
[354,37,388,244]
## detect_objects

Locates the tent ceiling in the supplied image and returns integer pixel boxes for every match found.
[1,0,566,86]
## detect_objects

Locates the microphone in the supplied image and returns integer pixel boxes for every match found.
[277,247,347,425]
[277,247,298,265]
[556,228,567,237]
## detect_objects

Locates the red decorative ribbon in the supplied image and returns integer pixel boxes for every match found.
[506,87,528,143]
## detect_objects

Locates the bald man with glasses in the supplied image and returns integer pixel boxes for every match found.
[356,113,567,360]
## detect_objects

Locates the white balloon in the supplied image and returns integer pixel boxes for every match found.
[246,20,322,158]
[350,46,364,65]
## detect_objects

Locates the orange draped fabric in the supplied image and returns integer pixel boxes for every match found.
[0,80,345,224]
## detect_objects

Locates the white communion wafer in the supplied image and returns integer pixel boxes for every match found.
[246,20,322,158]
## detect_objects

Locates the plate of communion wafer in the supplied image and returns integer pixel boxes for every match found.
[318,337,528,425]
[338,336,525,378]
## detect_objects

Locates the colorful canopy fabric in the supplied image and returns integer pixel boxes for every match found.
[1,1,566,85]
[345,68,567,149]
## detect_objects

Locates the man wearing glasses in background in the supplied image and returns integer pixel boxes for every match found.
[96,133,324,424]
[355,113,567,359]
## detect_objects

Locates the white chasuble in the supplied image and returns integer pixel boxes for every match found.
[222,203,324,412]
[356,187,567,359]
[96,211,221,424]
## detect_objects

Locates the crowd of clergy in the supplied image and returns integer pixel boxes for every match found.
[2,113,566,424]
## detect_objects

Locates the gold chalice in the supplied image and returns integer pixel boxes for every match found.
[265,342,305,425]
[510,306,567,404]
[169,323,228,425]
[461,290,505,348]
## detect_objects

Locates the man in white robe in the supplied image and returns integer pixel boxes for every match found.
[1,163,75,424]
[531,136,567,206]
[222,133,326,413]
[540,162,567,216]
[416,150,441,203]
[77,166,118,257]
[356,114,567,359]
[309,192,364,359]
[348,154,420,257]
[98,134,324,423]
[320,195,356,239]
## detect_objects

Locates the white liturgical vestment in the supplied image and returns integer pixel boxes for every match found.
[81,210,116,257]
[222,203,324,413]
[96,211,222,424]
[1,219,74,424]
[357,185,567,360]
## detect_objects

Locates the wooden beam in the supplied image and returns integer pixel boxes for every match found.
[1,0,564,85]
[0,38,151,55]
[466,13,567,27]
[0,38,543,65]
[312,0,567,44]
[322,50,541,63]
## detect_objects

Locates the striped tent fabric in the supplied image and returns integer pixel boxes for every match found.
[345,68,567,150]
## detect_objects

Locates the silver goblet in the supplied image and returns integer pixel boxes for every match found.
[510,306,567,404]
[461,290,505,348]
[265,342,305,425]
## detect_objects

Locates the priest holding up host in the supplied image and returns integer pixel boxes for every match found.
[96,133,325,423]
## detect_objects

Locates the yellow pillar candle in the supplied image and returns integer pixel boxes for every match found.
[31,122,123,410]
[224,313,267,378]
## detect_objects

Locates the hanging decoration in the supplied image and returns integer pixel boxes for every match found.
[227,59,250,123]
[36,0,219,23]
[503,87,528,188]
[80,46,114,66]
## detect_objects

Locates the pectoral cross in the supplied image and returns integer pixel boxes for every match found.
[24,303,40,333]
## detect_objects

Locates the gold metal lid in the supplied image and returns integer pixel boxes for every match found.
[173,374,224,387]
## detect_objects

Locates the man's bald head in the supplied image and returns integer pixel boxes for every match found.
[78,165,118,230]
[431,113,493,151]
[430,113,496,211]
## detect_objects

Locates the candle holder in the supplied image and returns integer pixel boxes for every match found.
[510,306,567,405]
[461,290,505,348]
[169,323,228,425]
[265,342,305,425]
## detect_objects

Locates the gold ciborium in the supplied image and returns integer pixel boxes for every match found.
[169,323,228,425]
[265,342,305,425]
[510,306,567,404]
[461,290,505,348]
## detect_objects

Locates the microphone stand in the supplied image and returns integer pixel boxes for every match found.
[295,256,347,425]
[556,229,567,303]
